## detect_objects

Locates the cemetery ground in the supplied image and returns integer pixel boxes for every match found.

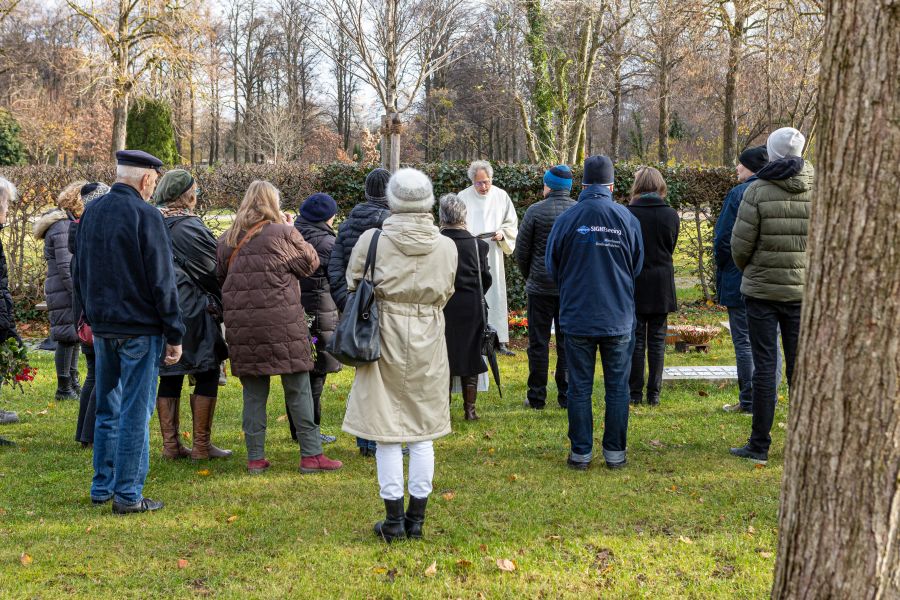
[0,226,788,597]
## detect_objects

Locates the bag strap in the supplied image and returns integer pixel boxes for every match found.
[227,221,267,271]
[363,229,382,282]
[473,238,488,324]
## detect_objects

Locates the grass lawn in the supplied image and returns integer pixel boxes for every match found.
[0,291,788,598]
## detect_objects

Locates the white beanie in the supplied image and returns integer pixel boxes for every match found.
[767,127,805,160]
[387,168,434,213]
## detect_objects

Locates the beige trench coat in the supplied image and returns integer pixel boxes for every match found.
[341,213,458,443]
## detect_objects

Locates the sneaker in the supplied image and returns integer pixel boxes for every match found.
[566,457,590,471]
[300,453,343,473]
[247,458,271,474]
[0,409,19,424]
[112,497,164,515]
[729,444,768,465]
[320,433,337,444]
[723,403,753,415]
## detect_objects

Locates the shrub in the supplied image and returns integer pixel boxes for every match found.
[0,109,25,166]
[126,98,179,165]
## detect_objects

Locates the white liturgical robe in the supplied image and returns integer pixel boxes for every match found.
[457,184,519,343]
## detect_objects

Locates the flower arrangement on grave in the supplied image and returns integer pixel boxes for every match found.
[0,338,36,391]
[508,311,528,337]
[669,324,721,345]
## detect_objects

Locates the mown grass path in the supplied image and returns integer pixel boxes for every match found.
[0,326,787,598]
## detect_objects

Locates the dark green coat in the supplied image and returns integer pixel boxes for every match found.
[731,159,814,302]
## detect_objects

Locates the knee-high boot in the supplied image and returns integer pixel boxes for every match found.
[156,396,191,459]
[190,394,233,460]
[462,375,479,421]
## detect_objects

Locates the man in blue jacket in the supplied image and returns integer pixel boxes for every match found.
[546,155,643,470]
[75,150,185,514]
[713,146,781,414]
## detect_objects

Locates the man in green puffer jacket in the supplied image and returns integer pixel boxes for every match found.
[729,127,814,465]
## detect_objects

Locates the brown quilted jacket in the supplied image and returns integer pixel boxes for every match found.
[216,222,319,377]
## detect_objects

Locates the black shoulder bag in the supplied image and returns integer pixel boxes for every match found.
[326,230,382,366]
[474,239,502,396]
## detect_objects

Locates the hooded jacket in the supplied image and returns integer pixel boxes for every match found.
[515,189,576,296]
[341,213,458,443]
[327,197,391,311]
[714,176,757,307]
[35,209,77,343]
[731,158,814,302]
[545,184,644,337]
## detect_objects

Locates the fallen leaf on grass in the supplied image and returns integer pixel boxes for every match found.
[747,525,756,535]
[648,439,665,449]
[372,567,387,574]
[455,559,473,570]
[36,410,48,416]
[754,463,766,470]
[507,474,518,482]
[759,551,773,559]
[197,469,210,476]
[483,430,494,440]
[177,558,189,569]
[479,544,487,553]
[226,515,238,524]
[330,384,338,391]
[546,534,562,542]
[678,536,693,545]
[496,558,516,572]
[424,561,437,577]
[441,491,456,501]
[697,390,708,397]
[276,414,287,422]
[777,422,786,429]
[182,431,191,440]
[778,395,785,402]
[487,447,495,455]
[85,525,93,533]
[19,553,32,566]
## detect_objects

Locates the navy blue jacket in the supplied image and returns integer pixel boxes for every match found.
[75,183,184,345]
[713,176,756,307]
[545,185,644,337]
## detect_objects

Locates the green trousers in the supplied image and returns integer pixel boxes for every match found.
[240,372,323,461]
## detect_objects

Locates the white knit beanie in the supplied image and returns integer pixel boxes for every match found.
[387,168,434,213]
[767,127,806,160]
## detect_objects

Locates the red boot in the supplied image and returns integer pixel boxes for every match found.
[300,454,343,473]
[247,458,270,474]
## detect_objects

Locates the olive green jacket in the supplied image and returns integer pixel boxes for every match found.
[731,161,814,302]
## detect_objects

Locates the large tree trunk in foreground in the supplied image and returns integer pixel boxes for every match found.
[772,0,900,597]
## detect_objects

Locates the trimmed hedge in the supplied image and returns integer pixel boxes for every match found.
[0,161,735,312]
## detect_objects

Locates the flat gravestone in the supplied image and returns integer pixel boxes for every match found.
[663,365,738,380]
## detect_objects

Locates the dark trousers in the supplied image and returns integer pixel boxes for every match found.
[526,294,568,407]
[565,333,633,465]
[74,344,96,444]
[629,313,668,403]
[158,369,220,398]
[288,371,327,439]
[746,298,801,453]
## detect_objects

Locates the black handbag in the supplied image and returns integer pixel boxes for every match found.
[326,230,382,367]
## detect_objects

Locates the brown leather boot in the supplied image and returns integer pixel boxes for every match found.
[156,396,190,459]
[462,376,479,421]
[190,394,233,460]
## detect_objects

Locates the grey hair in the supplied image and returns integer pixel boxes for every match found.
[0,177,17,210]
[439,193,467,228]
[116,164,153,183]
[467,160,493,182]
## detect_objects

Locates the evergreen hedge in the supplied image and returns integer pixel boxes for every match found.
[0,161,736,312]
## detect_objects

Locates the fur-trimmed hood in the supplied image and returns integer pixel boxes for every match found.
[33,209,68,240]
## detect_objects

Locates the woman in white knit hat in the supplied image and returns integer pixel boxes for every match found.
[342,168,458,542]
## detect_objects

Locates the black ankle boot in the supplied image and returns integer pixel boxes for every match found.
[55,377,77,400]
[405,496,427,540]
[373,498,406,543]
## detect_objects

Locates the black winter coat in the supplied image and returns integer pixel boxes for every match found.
[160,214,227,376]
[294,216,342,374]
[35,211,77,343]
[327,198,391,311]
[515,190,576,296]
[0,235,18,343]
[442,228,492,376]
[626,193,680,314]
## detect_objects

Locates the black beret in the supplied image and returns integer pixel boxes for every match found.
[738,145,768,173]
[115,150,163,172]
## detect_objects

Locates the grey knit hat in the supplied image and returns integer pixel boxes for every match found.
[79,182,110,206]
[767,127,805,160]
[387,168,434,214]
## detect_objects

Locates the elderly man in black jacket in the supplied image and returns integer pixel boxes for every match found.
[515,165,576,409]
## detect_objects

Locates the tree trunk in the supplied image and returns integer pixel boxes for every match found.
[110,94,128,158]
[657,61,669,164]
[610,72,621,161]
[771,0,900,597]
[722,13,743,165]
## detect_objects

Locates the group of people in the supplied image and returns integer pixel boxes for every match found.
[0,124,811,540]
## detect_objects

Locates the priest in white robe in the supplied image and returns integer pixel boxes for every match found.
[458,160,519,355]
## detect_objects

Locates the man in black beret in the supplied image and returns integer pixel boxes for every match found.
[75,149,184,514]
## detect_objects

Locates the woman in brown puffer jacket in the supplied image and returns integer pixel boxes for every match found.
[216,180,342,475]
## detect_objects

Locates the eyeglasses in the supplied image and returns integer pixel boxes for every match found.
[473,180,491,187]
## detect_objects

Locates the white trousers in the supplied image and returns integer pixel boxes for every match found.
[376,441,434,500]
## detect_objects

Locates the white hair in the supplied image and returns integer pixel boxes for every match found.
[439,193,467,227]
[0,177,17,210]
[116,164,153,183]
[467,160,493,182]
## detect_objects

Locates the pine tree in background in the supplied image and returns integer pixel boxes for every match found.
[0,109,26,166]
[125,98,180,165]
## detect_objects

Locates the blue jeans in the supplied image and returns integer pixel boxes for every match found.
[728,304,783,411]
[357,437,376,451]
[91,335,164,504]
[565,333,634,465]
